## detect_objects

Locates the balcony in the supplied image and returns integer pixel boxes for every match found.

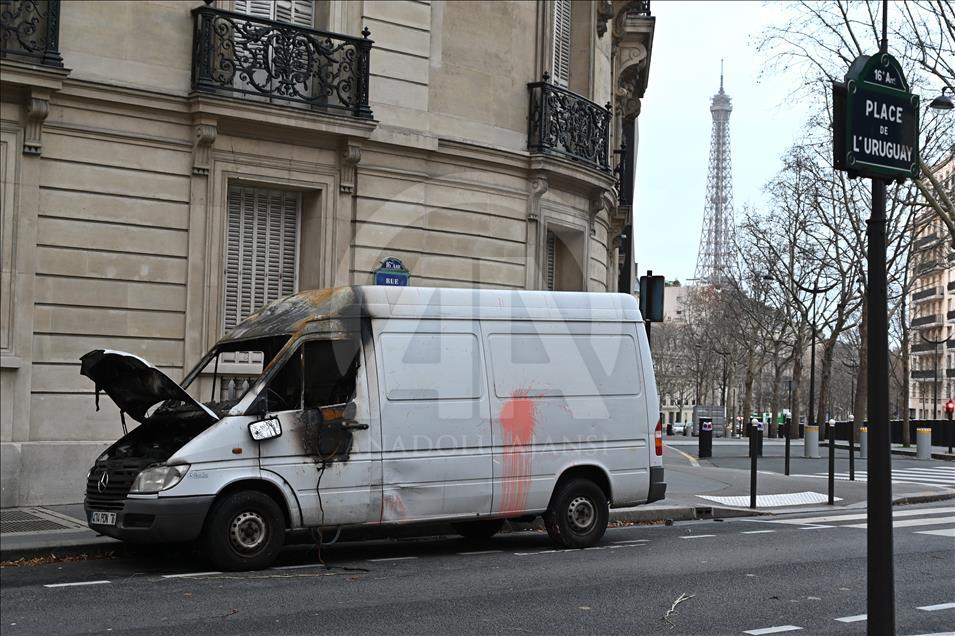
[911,369,935,380]
[912,286,940,303]
[910,342,937,354]
[528,78,612,174]
[916,259,943,275]
[913,233,938,250]
[911,314,941,328]
[191,6,373,119]
[0,0,62,67]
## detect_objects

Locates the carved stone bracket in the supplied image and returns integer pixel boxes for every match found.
[340,141,362,194]
[192,122,217,176]
[589,188,614,231]
[527,173,549,222]
[596,1,614,37]
[23,93,49,156]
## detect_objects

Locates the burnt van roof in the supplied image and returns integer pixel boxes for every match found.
[220,286,642,342]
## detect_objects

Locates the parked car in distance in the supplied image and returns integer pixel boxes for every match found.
[671,422,688,435]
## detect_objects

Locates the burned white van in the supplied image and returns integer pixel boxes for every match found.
[82,286,664,570]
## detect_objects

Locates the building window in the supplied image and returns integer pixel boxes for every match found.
[544,226,584,291]
[234,0,315,27]
[224,186,300,332]
[552,0,572,86]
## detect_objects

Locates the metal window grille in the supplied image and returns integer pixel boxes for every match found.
[552,0,571,86]
[223,186,300,333]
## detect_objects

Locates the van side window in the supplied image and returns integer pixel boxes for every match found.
[303,339,360,407]
[264,350,303,412]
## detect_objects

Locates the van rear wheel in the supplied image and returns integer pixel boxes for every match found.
[543,478,608,549]
[202,491,285,571]
[452,519,505,541]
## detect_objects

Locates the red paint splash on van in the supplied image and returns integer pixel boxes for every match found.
[499,390,536,514]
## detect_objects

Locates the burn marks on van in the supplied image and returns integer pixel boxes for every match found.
[499,390,537,514]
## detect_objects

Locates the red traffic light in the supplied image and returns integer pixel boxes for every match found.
[946,400,955,415]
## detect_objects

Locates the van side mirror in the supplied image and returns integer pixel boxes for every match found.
[249,417,282,441]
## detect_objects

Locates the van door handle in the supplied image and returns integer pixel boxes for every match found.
[342,421,369,431]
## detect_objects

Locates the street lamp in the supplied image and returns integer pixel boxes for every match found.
[929,88,954,111]
[919,331,954,419]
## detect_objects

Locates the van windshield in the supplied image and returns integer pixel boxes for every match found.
[252,337,361,414]
[179,335,292,415]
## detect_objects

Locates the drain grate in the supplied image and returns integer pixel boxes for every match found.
[1,508,88,534]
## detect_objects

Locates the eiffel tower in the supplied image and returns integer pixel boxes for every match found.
[693,62,735,288]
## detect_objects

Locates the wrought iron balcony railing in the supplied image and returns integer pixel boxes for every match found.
[913,232,938,251]
[911,369,935,380]
[191,6,373,119]
[0,0,62,67]
[528,76,611,173]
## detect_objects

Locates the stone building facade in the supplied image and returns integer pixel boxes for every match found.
[908,150,955,420]
[0,0,655,506]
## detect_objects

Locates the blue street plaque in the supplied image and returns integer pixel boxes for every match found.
[374,257,410,286]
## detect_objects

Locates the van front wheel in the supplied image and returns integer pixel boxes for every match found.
[202,491,285,571]
[543,479,608,549]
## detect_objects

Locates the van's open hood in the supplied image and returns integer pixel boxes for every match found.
[80,350,218,425]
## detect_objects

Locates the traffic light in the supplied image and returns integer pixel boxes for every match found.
[946,400,955,420]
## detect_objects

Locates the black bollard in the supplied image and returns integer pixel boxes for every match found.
[750,427,758,509]
[699,418,713,459]
[784,417,791,476]
[828,419,836,505]
[849,421,855,481]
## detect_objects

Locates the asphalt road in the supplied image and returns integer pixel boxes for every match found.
[2,502,952,634]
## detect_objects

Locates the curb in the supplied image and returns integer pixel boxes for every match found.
[832,442,954,461]
[1,537,123,564]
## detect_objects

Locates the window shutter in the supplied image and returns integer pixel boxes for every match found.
[545,231,557,291]
[552,0,572,86]
[275,0,315,26]
[224,186,300,333]
[234,0,275,18]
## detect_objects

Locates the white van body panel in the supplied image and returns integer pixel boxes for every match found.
[85,286,662,546]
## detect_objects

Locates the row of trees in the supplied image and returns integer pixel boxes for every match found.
[653,1,954,438]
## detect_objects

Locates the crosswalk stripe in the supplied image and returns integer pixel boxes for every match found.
[842,516,955,529]
[834,614,866,623]
[915,528,955,538]
[917,602,955,611]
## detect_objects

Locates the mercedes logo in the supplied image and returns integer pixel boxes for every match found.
[97,471,109,493]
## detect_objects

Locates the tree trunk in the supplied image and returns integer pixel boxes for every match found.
[791,335,805,438]
[741,351,755,436]
[816,335,838,439]
[900,318,911,447]
[854,296,869,436]
[770,352,783,437]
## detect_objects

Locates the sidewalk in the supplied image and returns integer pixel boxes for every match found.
[666,436,955,461]
[3,460,953,563]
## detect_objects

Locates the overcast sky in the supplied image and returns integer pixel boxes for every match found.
[633,1,811,284]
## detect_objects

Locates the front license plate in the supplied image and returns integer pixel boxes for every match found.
[90,511,116,526]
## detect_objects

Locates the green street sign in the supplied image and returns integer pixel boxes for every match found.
[833,52,919,181]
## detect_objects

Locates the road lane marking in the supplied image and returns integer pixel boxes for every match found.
[368,556,417,562]
[665,443,700,467]
[271,563,326,570]
[915,528,955,538]
[456,550,502,555]
[743,625,803,635]
[740,530,776,534]
[679,534,715,539]
[842,516,955,529]
[834,614,866,623]
[799,525,833,530]
[917,602,955,611]
[612,539,649,544]
[44,580,110,588]
[161,571,222,578]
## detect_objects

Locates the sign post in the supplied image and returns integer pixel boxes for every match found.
[833,10,918,632]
